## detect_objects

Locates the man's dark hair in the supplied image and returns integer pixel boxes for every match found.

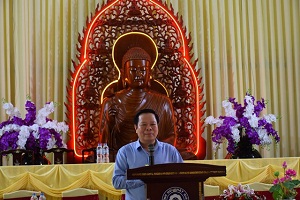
[134,109,160,125]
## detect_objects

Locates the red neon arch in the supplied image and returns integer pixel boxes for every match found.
[68,0,206,160]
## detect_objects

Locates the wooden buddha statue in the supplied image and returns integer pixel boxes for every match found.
[99,32,176,153]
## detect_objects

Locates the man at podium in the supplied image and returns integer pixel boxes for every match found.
[112,109,183,200]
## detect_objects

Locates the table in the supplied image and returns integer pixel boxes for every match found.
[187,157,300,190]
[1,157,299,200]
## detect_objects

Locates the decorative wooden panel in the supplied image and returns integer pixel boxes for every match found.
[65,0,206,160]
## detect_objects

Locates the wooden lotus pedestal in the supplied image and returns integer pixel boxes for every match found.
[127,163,226,200]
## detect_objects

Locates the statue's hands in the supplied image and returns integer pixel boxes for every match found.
[108,108,117,116]
[107,108,117,127]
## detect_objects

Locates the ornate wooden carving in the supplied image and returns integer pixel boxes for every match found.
[66,0,206,160]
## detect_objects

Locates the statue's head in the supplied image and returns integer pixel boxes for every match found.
[112,32,158,88]
[122,47,151,88]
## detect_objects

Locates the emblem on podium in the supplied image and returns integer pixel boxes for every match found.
[162,187,189,200]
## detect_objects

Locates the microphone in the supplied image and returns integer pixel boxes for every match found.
[148,144,154,166]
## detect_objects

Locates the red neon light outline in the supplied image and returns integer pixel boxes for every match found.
[72,0,203,158]
[183,58,200,156]
[72,60,87,157]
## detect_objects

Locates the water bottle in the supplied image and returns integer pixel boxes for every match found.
[39,192,46,200]
[103,143,109,163]
[96,143,103,163]
[121,189,126,200]
[30,193,38,200]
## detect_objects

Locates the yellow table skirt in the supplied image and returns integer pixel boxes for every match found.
[0,163,119,200]
[187,157,300,190]
[1,157,299,200]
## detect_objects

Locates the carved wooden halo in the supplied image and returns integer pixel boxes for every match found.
[66,0,206,161]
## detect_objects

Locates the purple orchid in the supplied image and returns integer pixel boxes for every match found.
[205,92,280,154]
[0,100,68,154]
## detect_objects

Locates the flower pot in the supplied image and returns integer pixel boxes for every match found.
[231,135,262,159]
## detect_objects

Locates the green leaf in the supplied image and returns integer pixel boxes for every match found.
[283,180,300,190]
[271,189,284,200]
[269,184,281,193]
[291,179,300,186]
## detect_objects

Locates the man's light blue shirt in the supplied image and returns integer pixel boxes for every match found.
[112,139,183,200]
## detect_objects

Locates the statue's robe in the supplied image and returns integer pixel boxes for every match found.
[100,89,176,151]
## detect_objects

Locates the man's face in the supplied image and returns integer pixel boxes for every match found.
[134,113,158,145]
[124,59,151,88]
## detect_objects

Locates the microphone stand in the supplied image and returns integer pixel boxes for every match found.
[148,144,154,166]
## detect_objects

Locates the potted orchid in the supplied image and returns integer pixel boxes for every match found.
[0,99,68,164]
[269,161,300,200]
[220,183,266,200]
[205,91,280,158]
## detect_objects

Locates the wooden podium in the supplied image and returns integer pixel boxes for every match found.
[127,163,226,200]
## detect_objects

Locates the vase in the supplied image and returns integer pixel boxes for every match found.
[226,128,263,159]
[22,148,45,165]
[231,134,262,159]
